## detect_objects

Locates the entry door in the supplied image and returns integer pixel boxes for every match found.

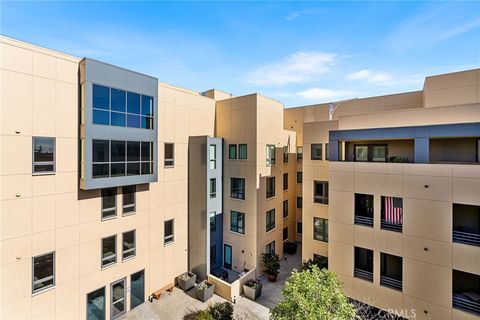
[224,244,232,269]
[110,278,126,319]
[130,270,145,310]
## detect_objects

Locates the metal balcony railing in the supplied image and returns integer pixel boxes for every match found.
[381,219,403,233]
[354,268,373,282]
[453,230,480,247]
[453,295,480,316]
[354,215,374,227]
[380,275,402,291]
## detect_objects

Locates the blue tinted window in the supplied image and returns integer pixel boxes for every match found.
[141,116,153,129]
[111,89,126,112]
[111,112,126,127]
[127,114,140,128]
[93,110,109,125]
[93,84,109,110]
[127,92,140,114]
[141,95,153,116]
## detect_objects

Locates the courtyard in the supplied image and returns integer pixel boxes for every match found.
[121,245,302,319]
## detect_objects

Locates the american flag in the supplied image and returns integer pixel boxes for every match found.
[384,196,403,224]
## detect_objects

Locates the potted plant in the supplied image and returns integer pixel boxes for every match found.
[243,278,262,300]
[177,271,197,291]
[196,280,215,302]
[262,253,280,282]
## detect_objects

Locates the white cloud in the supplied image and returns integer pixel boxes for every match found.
[285,8,325,21]
[297,88,356,100]
[346,69,392,84]
[245,51,339,87]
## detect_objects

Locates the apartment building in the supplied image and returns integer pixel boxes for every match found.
[0,35,300,319]
[285,69,480,319]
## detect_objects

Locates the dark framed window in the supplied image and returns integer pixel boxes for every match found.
[210,212,216,232]
[354,144,388,162]
[297,222,302,234]
[122,230,136,260]
[266,241,275,255]
[122,185,135,215]
[355,193,374,227]
[296,197,302,209]
[229,144,237,159]
[453,269,480,315]
[164,143,174,167]
[297,172,303,183]
[238,144,247,160]
[453,203,480,247]
[283,227,288,241]
[102,235,117,268]
[32,252,55,293]
[311,144,322,160]
[231,177,245,200]
[230,211,245,234]
[283,200,288,218]
[297,146,303,162]
[314,181,329,204]
[354,247,373,282]
[283,146,289,163]
[164,219,174,245]
[380,253,402,291]
[266,177,275,198]
[210,178,216,198]
[325,143,329,160]
[314,218,328,242]
[87,287,105,320]
[102,188,116,219]
[266,144,276,166]
[209,144,216,169]
[111,141,126,177]
[354,145,368,162]
[266,209,275,232]
[283,173,288,191]
[381,196,403,232]
[33,137,55,173]
[210,245,216,265]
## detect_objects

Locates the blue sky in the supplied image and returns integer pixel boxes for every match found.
[1,1,479,107]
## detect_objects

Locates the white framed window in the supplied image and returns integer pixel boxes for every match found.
[122,230,136,260]
[209,144,216,169]
[102,188,117,219]
[32,252,55,294]
[122,185,135,215]
[32,137,55,174]
[164,143,174,167]
[238,144,247,160]
[102,235,117,268]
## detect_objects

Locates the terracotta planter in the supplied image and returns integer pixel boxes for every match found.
[177,272,197,291]
[267,274,277,282]
[196,281,215,302]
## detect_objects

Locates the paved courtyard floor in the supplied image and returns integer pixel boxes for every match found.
[120,244,302,320]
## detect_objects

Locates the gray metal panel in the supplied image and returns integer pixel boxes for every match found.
[80,58,158,190]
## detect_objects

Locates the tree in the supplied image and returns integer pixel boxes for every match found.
[270,266,357,320]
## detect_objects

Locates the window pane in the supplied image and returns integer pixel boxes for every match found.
[111,163,125,177]
[93,140,109,162]
[141,95,153,116]
[93,164,109,178]
[33,252,55,293]
[111,112,126,127]
[210,178,216,198]
[229,144,237,159]
[127,92,140,114]
[111,88,126,112]
[283,227,288,241]
[164,220,174,244]
[141,162,153,175]
[165,143,174,166]
[355,146,368,162]
[210,212,216,232]
[325,143,329,160]
[373,145,387,162]
[102,188,116,219]
[122,231,135,259]
[111,141,125,162]
[93,84,109,110]
[127,114,141,128]
[87,287,105,320]
[33,137,54,163]
[127,142,140,161]
[102,236,116,267]
[127,163,140,176]
[93,109,109,125]
[34,164,54,172]
[141,116,153,129]
[123,186,135,213]
[311,144,322,160]
[239,144,247,159]
[141,142,151,161]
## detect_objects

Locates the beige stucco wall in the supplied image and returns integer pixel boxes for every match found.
[0,36,216,319]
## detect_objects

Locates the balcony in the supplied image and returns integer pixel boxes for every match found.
[354,268,373,282]
[453,269,480,316]
[453,295,480,316]
[453,203,480,247]
[380,275,402,291]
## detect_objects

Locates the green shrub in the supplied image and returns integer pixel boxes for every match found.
[195,309,214,320]
[207,302,233,320]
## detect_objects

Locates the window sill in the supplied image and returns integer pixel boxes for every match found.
[164,241,175,247]
[32,285,55,297]
[313,202,328,206]
[122,255,136,262]
[283,189,288,192]
[101,216,117,222]
[283,216,288,220]
[122,212,136,217]
[164,165,175,169]
[101,262,117,270]
[266,196,276,200]
[229,197,245,201]
[313,239,328,243]
[32,172,56,176]
[238,158,248,161]
[229,230,245,236]
[266,228,276,234]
